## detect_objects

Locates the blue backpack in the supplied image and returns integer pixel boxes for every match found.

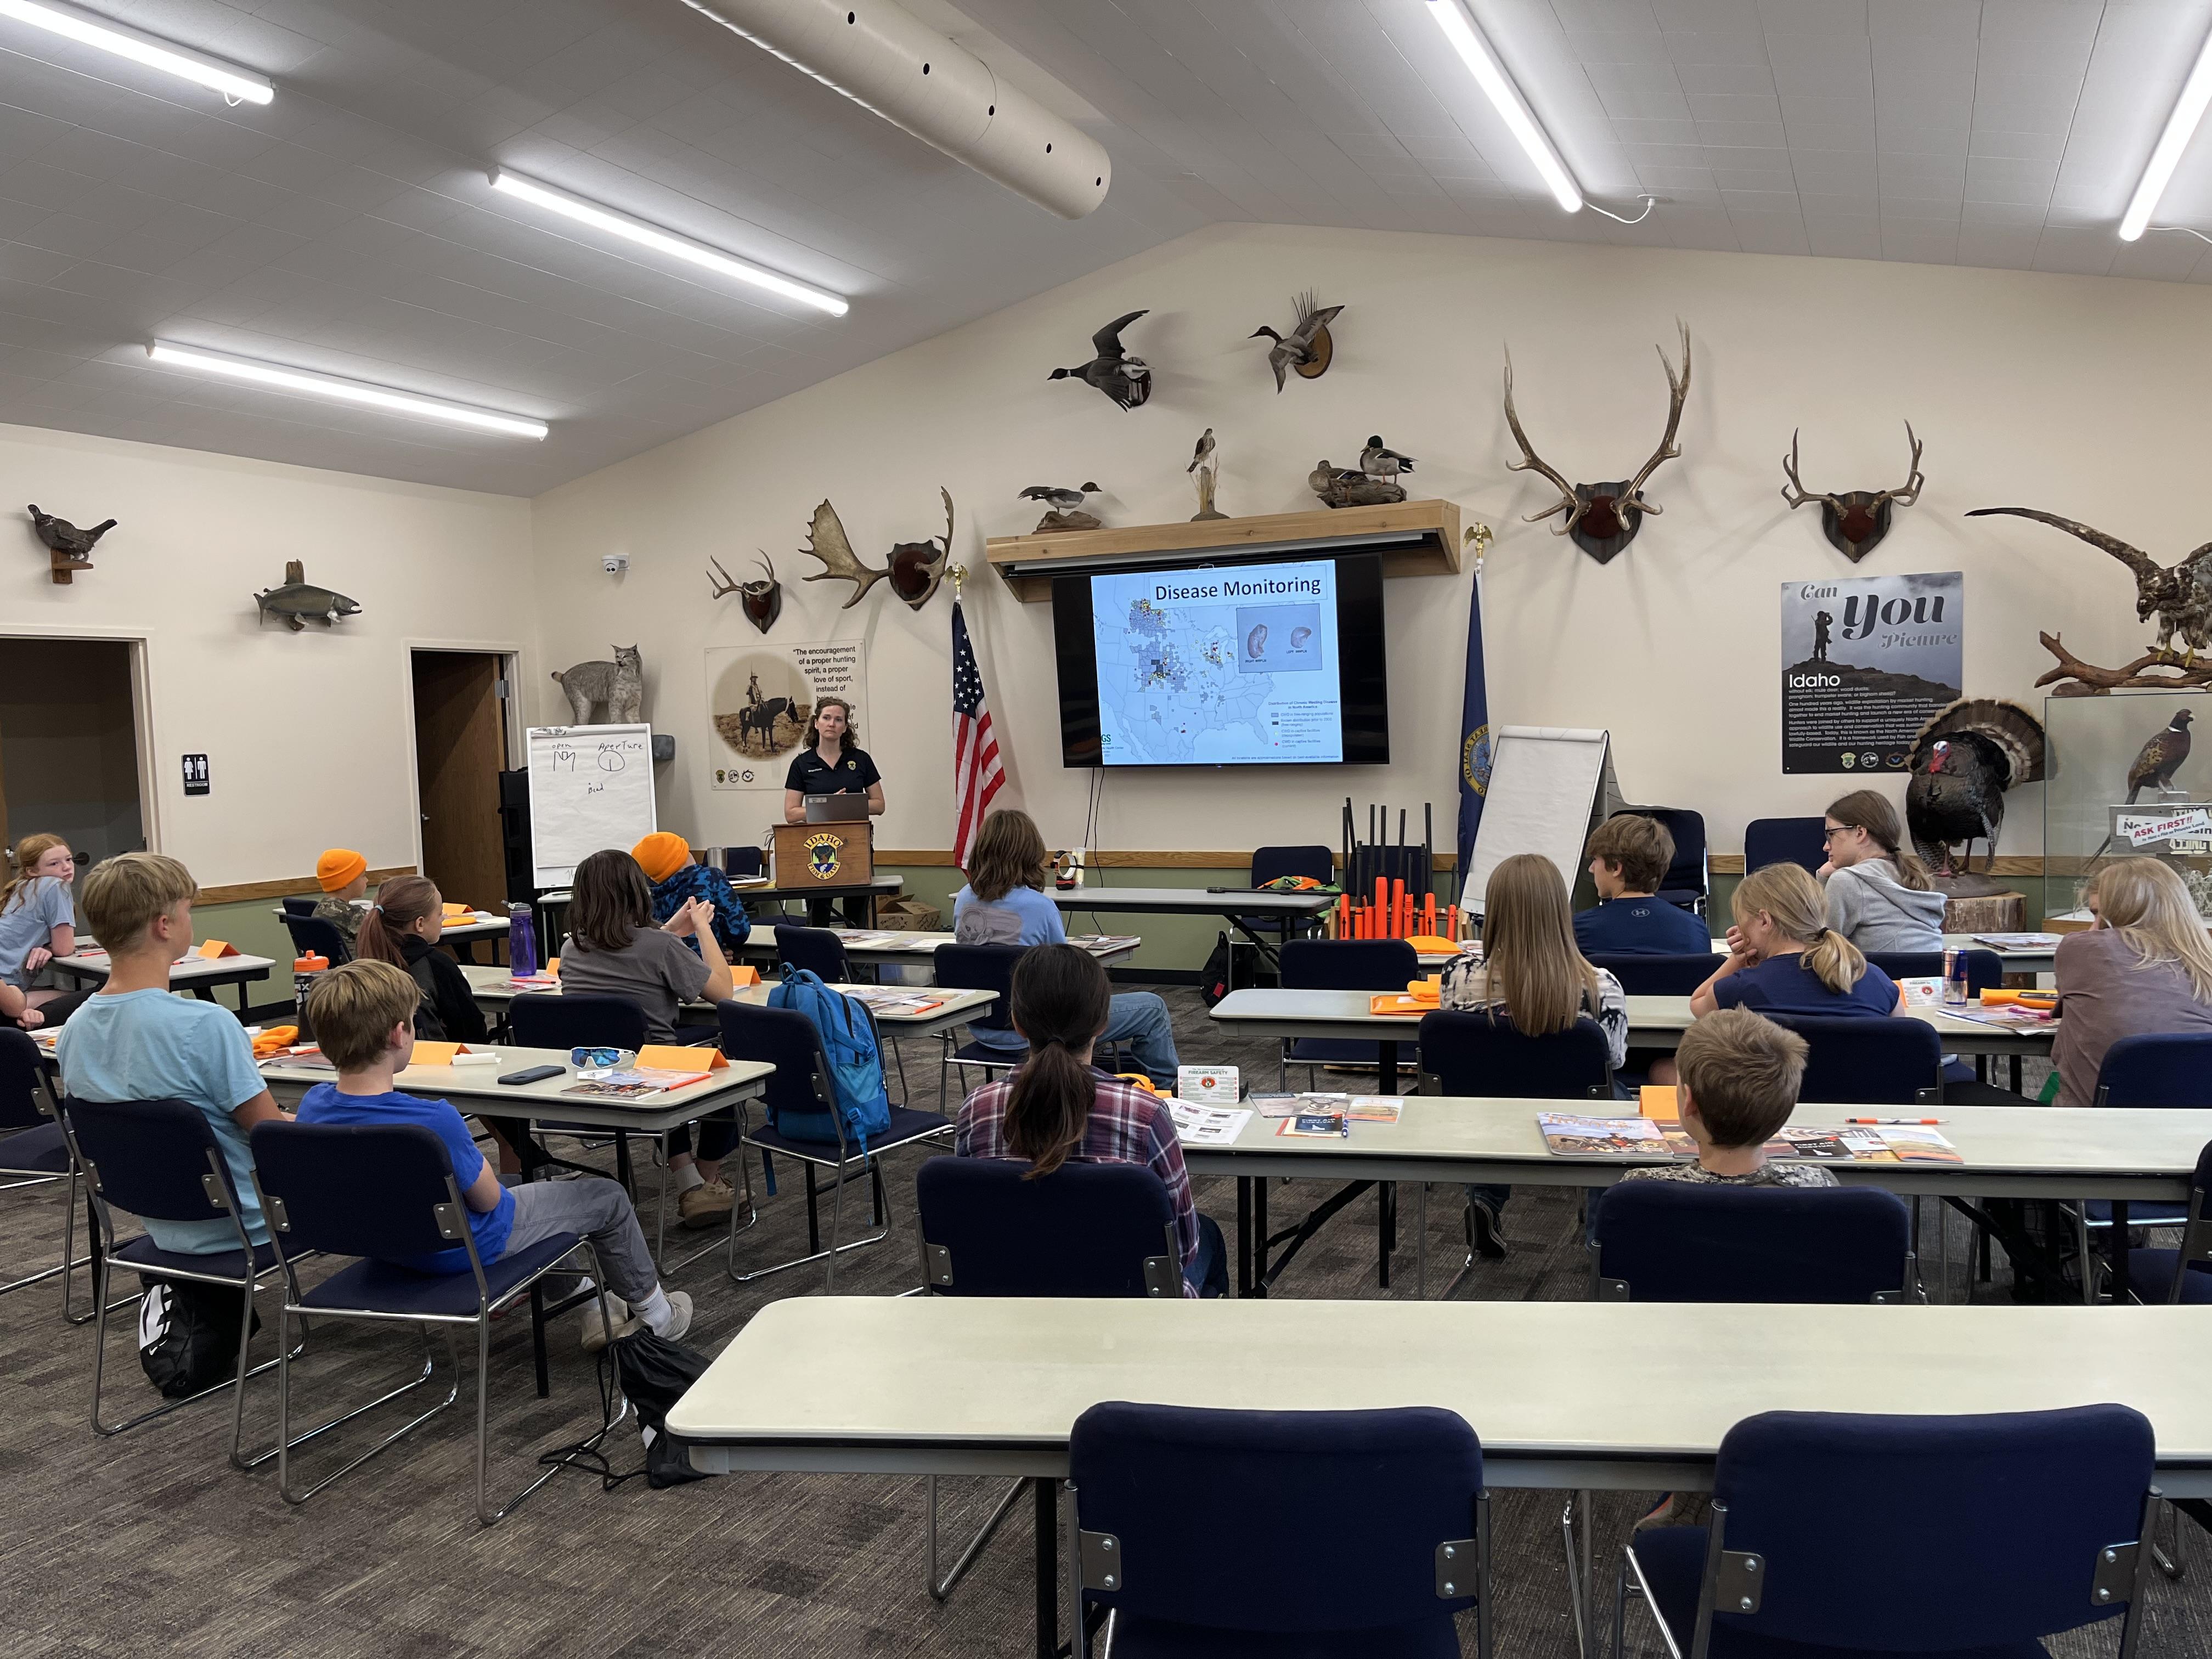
[766,968,893,1149]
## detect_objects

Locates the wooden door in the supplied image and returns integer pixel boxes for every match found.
[411,651,509,912]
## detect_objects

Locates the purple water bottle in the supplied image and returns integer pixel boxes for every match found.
[507,901,538,979]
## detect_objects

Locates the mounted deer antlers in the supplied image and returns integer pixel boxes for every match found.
[1501,321,1692,563]
[1781,422,1925,561]
[709,551,783,634]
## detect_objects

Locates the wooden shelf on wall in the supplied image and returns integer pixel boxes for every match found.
[984,498,1464,602]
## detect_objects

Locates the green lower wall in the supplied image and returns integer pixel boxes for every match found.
[192,898,312,1003]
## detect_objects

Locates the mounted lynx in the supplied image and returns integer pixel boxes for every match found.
[550,645,644,725]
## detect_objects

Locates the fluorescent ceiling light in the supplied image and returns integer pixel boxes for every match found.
[0,0,271,104]
[146,342,549,439]
[489,167,849,317]
[1424,0,1582,214]
[2120,22,2212,240]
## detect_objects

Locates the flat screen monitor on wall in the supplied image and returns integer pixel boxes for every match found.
[1052,553,1389,768]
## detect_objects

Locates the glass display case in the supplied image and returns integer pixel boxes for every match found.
[2044,690,2212,923]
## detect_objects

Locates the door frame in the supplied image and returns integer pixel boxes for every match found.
[0,623,160,857]
[401,639,525,878]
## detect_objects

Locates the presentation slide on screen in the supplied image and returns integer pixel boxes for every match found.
[1091,558,1341,765]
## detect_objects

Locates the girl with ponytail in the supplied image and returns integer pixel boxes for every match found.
[354,875,488,1046]
[1818,789,1945,951]
[1691,862,1905,1019]
[953,943,1226,1295]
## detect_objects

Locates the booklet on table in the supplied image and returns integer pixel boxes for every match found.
[1168,1102,1252,1146]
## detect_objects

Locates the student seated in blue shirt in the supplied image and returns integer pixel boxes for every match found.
[294,958,691,1352]
[57,853,288,1257]
[951,808,1180,1090]
[1574,813,1711,955]
[1689,862,1903,1020]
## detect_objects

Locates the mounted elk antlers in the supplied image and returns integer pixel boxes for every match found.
[709,551,783,634]
[1781,422,1924,561]
[1501,322,1692,563]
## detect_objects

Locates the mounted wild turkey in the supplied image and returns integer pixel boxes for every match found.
[1905,699,2046,877]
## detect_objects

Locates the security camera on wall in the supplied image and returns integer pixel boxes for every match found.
[602,553,629,575]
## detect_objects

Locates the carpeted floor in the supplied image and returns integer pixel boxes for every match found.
[2,988,2206,1657]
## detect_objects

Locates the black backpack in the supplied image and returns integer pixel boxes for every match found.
[138,1277,258,1398]
[543,1326,713,1489]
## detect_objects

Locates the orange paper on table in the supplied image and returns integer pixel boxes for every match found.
[1369,992,1429,1015]
[730,964,760,988]
[410,1041,476,1066]
[442,902,471,918]
[636,1045,727,1072]
[196,939,240,958]
[1405,934,1457,955]
[1639,1085,1681,1121]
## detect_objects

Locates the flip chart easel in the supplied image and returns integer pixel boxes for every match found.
[1464,726,1622,914]
[526,724,656,887]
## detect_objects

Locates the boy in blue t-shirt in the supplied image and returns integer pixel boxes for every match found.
[294,959,689,1349]
[1574,814,1710,955]
[57,853,287,1255]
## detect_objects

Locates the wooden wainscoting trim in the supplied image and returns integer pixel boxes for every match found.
[198,866,416,905]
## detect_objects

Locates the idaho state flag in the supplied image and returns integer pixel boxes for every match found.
[1455,544,1492,892]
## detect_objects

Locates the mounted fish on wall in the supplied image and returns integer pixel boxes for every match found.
[1501,323,1692,564]
[1780,424,1925,561]
[799,488,957,611]
[709,552,783,634]
[255,560,360,631]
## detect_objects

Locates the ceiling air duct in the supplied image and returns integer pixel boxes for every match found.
[678,0,1110,219]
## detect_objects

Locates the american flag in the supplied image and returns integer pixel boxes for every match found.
[951,598,1004,868]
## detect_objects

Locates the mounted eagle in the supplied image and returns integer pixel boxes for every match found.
[1904,698,2046,879]
[1967,507,2212,665]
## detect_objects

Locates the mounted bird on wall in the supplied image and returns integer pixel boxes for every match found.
[1020,482,1101,533]
[1780,424,1925,561]
[798,489,957,612]
[1048,310,1151,410]
[1904,698,2045,889]
[1968,506,2212,669]
[27,503,115,585]
[1249,291,1342,392]
[708,551,783,634]
[1501,322,1693,564]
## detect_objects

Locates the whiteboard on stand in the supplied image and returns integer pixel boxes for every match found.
[1465,726,1620,910]
[526,724,655,887]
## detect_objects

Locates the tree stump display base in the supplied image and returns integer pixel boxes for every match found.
[1940,890,2024,934]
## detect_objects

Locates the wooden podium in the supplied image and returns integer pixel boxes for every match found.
[771,821,874,892]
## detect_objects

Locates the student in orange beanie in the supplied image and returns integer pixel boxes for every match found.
[312,847,369,947]
[629,832,751,956]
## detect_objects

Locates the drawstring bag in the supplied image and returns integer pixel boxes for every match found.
[541,1326,714,1490]
[138,1277,258,1398]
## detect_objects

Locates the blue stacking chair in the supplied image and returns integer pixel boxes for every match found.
[60,1096,295,1468]
[249,1120,618,1525]
[1742,817,1826,876]
[1418,1007,1615,1099]
[913,1157,1184,1605]
[722,1000,949,1289]
[935,942,1029,1104]
[1068,1402,1492,1658]
[1244,844,1334,941]
[2081,1033,2212,1246]
[773,924,850,983]
[1279,938,1421,1090]
[0,1029,91,1319]
[723,845,764,880]
[280,912,351,964]
[1591,1182,1921,1306]
[2127,1139,2212,1307]
[1588,953,1725,996]
[280,895,318,918]
[1615,1404,2157,1659]
[1615,806,1708,916]
[1764,1013,1941,1105]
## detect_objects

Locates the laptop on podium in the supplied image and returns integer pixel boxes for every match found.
[804,794,869,823]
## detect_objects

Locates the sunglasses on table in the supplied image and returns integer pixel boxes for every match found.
[569,1047,626,1070]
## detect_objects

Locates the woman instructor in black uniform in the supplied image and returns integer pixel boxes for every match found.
[783,695,884,927]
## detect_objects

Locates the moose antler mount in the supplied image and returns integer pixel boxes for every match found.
[799,488,957,612]
[1780,422,1924,560]
[1502,322,1691,564]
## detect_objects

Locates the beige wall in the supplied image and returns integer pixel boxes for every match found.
[0,423,533,890]
[529,222,2212,867]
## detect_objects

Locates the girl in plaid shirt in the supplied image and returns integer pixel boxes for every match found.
[955,943,1227,1297]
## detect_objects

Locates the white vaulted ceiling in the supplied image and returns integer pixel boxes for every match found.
[0,0,2208,494]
